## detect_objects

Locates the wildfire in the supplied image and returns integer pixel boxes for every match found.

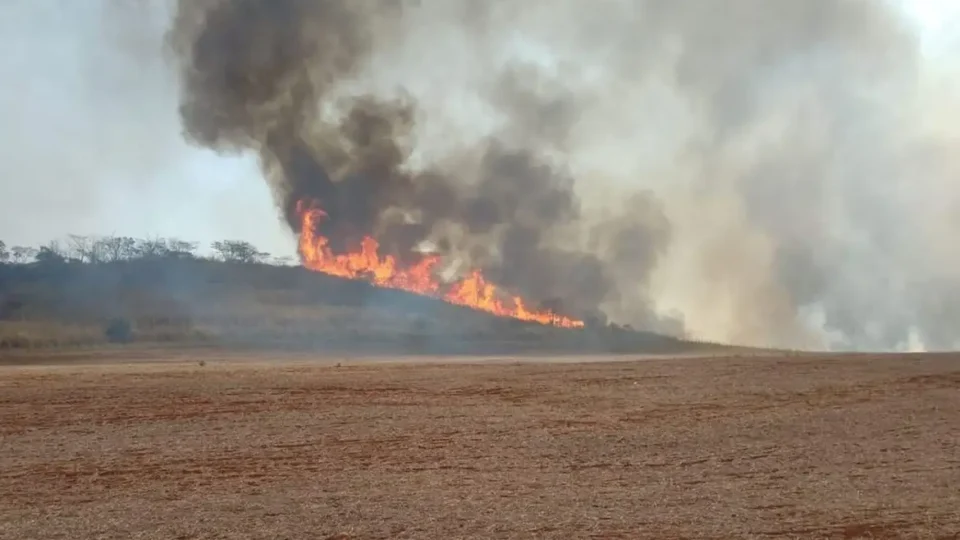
[296,200,585,328]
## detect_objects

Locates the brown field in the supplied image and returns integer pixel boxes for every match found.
[1,352,958,539]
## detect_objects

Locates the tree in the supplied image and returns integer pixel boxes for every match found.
[165,238,199,259]
[134,237,169,259]
[0,240,8,264]
[95,235,138,262]
[35,241,66,265]
[211,240,269,264]
[10,246,37,264]
[66,235,99,263]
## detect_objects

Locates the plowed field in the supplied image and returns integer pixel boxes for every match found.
[1,353,958,539]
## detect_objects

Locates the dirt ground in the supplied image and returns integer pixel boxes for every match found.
[1,352,958,539]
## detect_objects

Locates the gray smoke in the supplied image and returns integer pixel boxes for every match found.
[167,0,960,350]
[167,0,663,326]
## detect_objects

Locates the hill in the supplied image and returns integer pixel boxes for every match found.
[0,256,710,355]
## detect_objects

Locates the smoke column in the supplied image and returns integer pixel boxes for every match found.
[168,0,960,351]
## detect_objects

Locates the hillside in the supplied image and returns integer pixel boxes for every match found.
[0,258,706,355]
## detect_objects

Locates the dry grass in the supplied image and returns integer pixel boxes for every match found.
[1,259,707,354]
[0,320,213,350]
[1,352,958,539]
[0,308,381,350]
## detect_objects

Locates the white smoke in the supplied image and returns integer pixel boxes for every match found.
[346,0,960,350]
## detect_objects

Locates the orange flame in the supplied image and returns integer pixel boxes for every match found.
[296,200,584,328]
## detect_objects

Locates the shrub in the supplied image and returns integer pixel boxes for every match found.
[104,318,134,344]
[0,333,31,349]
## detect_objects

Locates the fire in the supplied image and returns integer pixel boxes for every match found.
[296,200,585,328]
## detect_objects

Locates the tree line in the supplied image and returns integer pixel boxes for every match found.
[0,236,295,266]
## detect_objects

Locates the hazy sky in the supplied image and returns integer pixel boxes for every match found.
[0,0,293,254]
[0,0,954,255]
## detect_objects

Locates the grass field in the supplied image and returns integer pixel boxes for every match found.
[1,351,958,539]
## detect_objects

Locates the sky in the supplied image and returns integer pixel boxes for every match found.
[0,0,293,255]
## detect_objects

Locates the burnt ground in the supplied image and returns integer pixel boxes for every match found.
[0,352,958,539]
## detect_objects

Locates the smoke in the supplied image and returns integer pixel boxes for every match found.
[167,0,657,327]
[167,0,960,350]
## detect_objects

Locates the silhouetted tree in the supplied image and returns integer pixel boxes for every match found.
[10,246,37,264]
[35,242,66,265]
[134,237,169,259]
[66,235,99,263]
[120,237,140,260]
[5,236,281,265]
[165,238,199,259]
[211,240,269,264]
[95,235,138,262]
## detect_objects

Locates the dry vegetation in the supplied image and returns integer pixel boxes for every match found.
[1,351,958,539]
[0,258,701,354]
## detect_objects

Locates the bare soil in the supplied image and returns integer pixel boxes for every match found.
[1,352,958,539]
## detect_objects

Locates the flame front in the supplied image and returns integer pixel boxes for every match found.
[296,201,585,328]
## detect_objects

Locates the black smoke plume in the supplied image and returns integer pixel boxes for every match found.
[168,0,668,325]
